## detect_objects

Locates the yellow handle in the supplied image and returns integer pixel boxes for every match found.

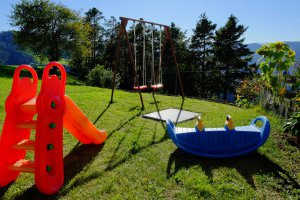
[225,115,235,130]
[197,116,204,132]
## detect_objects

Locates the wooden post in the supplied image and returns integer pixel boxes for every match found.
[110,20,125,103]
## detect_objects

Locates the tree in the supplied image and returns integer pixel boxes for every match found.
[163,23,190,95]
[190,13,216,97]
[10,0,80,62]
[84,8,104,69]
[213,15,253,100]
[103,16,118,71]
[68,20,92,80]
[190,13,216,70]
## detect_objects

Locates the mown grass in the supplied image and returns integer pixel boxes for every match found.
[0,72,299,199]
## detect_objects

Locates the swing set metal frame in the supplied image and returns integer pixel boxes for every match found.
[110,17,185,109]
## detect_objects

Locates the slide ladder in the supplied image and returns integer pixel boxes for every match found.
[0,62,107,194]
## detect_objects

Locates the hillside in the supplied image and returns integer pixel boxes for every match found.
[0,31,34,65]
[0,74,299,199]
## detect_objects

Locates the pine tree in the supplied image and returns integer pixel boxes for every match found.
[190,13,216,97]
[85,8,104,69]
[190,13,216,70]
[163,23,190,95]
[213,15,253,100]
[102,17,118,71]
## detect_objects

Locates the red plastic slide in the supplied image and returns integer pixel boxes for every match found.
[0,62,107,195]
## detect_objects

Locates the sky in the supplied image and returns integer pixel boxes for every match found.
[1,0,300,44]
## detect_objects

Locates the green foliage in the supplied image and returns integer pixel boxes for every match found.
[294,64,300,92]
[190,13,217,98]
[84,8,105,68]
[10,0,81,61]
[235,77,263,105]
[68,20,93,79]
[235,77,263,108]
[163,22,190,95]
[213,15,253,100]
[283,111,300,136]
[102,16,119,71]
[235,97,251,108]
[86,65,112,88]
[257,41,296,97]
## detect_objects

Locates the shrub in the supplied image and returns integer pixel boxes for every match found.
[86,65,112,88]
[235,97,251,108]
[235,78,263,107]
[283,111,300,136]
[236,78,262,101]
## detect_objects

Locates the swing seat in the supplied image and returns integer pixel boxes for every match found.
[151,83,163,90]
[133,85,148,90]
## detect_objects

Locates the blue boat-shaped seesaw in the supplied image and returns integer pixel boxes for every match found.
[166,115,270,158]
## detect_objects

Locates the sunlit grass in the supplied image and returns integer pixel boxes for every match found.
[0,76,299,199]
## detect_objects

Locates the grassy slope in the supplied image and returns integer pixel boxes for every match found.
[0,76,299,200]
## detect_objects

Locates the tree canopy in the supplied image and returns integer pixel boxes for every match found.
[84,7,105,68]
[10,0,83,61]
[190,13,217,97]
[213,15,253,99]
[190,13,216,70]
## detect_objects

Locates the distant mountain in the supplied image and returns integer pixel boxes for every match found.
[247,41,300,64]
[0,31,34,65]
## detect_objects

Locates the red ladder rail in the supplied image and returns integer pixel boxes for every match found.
[34,62,66,195]
[0,65,38,186]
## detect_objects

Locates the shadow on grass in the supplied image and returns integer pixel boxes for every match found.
[93,102,112,124]
[166,149,300,190]
[55,107,170,192]
[107,108,142,140]
[63,143,104,183]
[10,104,168,198]
[64,132,170,191]
[0,183,13,199]
[11,143,104,200]
[175,98,185,125]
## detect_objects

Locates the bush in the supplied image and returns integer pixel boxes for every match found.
[235,97,251,108]
[235,78,263,107]
[236,78,262,101]
[283,111,300,136]
[86,65,112,88]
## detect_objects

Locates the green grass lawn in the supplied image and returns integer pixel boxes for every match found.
[0,75,299,199]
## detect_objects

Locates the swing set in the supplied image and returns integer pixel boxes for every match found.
[110,17,184,108]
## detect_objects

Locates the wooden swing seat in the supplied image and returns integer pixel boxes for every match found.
[151,83,163,90]
[133,85,148,90]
